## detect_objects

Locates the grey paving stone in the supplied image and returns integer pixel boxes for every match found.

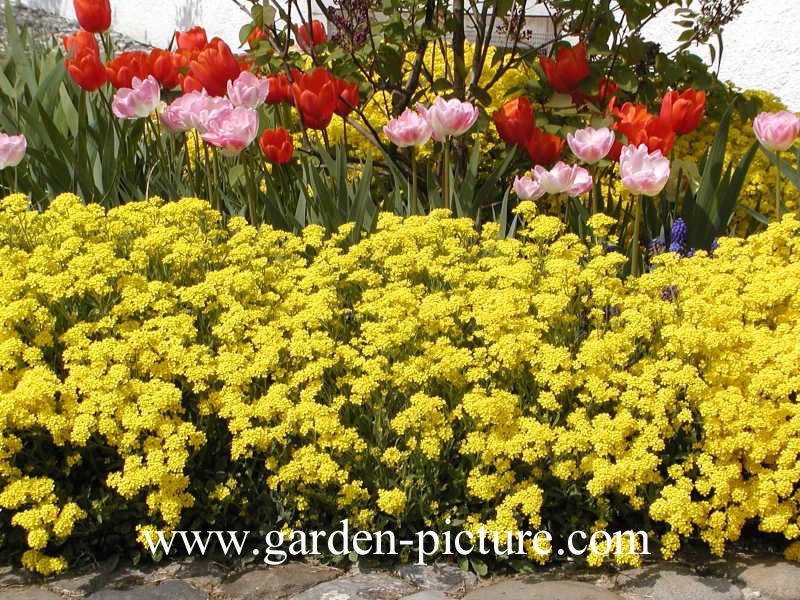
[463,580,624,599]
[399,592,450,600]
[614,565,743,600]
[733,559,800,600]
[291,572,416,600]
[221,562,341,600]
[86,579,207,599]
[172,559,227,593]
[0,588,63,600]
[396,563,477,592]
[0,566,34,589]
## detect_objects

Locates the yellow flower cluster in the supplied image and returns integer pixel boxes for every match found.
[3,192,800,573]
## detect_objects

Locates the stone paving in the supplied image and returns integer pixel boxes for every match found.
[2,556,800,600]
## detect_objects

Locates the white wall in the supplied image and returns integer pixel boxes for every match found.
[643,0,800,110]
[19,0,800,110]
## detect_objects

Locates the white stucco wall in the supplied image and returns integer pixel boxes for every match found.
[17,0,800,110]
[642,0,800,110]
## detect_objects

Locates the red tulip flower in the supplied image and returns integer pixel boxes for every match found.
[73,0,111,34]
[296,20,327,53]
[627,116,676,155]
[291,67,338,130]
[660,88,706,135]
[259,127,294,164]
[147,49,184,90]
[492,97,535,146]
[65,50,107,91]
[524,127,565,167]
[105,51,150,90]
[540,42,590,94]
[189,38,242,97]
[265,73,292,104]
[63,29,106,91]
[175,26,209,52]
[247,26,269,49]
[334,78,360,117]
[62,29,99,58]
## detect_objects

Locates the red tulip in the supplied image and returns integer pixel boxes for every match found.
[62,29,99,58]
[610,99,651,134]
[73,0,111,34]
[65,50,107,91]
[607,138,623,163]
[175,26,208,52]
[265,73,292,104]
[105,51,149,90]
[247,26,269,49]
[492,97,535,146]
[180,74,204,94]
[524,127,565,167]
[626,116,676,155]
[189,38,242,97]
[259,127,294,164]
[334,78,360,116]
[291,67,338,130]
[147,49,184,90]
[540,42,590,94]
[660,88,706,135]
[296,20,327,53]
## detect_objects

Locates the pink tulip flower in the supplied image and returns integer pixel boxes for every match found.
[227,71,270,109]
[566,126,615,164]
[513,174,545,201]
[0,133,26,169]
[200,106,259,155]
[567,165,593,197]
[160,91,233,133]
[619,144,670,197]
[425,96,479,140]
[753,110,800,152]
[383,108,432,147]
[111,75,161,120]
[533,161,579,195]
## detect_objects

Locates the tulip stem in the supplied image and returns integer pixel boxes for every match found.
[443,142,451,212]
[410,149,419,216]
[244,152,258,226]
[632,196,642,278]
[776,151,783,221]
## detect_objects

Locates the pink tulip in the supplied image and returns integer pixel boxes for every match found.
[425,96,479,140]
[111,75,161,120]
[227,71,270,109]
[513,174,544,200]
[533,161,578,195]
[567,165,593,197]
[619,144,670,197]
[159,90,232,133]
[566,126,615,164]
[200,106,259,155]
[753,110,800,152]
[383,108,432,147]
[0,133,26,169]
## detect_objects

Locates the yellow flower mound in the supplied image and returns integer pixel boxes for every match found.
[3,192,800,573]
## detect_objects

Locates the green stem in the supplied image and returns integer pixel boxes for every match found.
[411,149,418,216]
[244,151,258,226]
[443,142,451,212]
[776,151,783,221]
[632,196,642,278]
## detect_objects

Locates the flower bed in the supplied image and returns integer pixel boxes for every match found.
[2,193,800,573]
